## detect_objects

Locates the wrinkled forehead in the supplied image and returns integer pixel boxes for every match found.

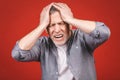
[50,11,63,24]
[47,6,71,31]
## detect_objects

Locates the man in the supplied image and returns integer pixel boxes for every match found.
[12,2,110,80]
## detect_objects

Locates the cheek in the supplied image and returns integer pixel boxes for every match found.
[62,27,69,34]
[48,28,54,36]
[61,26,67,32]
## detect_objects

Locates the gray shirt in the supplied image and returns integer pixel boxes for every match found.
[12,22,110,80]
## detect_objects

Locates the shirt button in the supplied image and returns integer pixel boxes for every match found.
[56,72,59,75]
[76,46,78,48]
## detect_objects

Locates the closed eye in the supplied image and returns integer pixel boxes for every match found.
[58,21,65,26]
[49,23,55,27]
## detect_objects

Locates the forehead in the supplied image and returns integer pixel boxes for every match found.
[50,11,63,24]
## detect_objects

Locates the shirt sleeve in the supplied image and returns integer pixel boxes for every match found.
[82,22,111,53]
[11,38,42,62]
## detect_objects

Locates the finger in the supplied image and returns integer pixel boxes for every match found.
[54,2,68,9]
[40,3,53,21]
[54,3,71,12]
[53,4,61,9]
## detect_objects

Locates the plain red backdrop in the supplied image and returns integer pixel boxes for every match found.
[0,0,120,80]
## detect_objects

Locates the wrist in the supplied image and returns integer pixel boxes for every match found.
[37,24,46,32]
[65,17,75,25]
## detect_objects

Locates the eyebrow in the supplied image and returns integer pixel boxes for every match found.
[50,21,65,25]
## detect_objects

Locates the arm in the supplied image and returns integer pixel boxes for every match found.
[53,3,110,51]
[81,22,110,52]
[18,25,45,50]
[53,3,96,33]
[65,18,96,33]
[19,3,53,50]
[12,3,53,61]
[12,39,41,62]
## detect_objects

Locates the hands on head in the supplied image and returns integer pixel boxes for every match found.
[40,2,73,29]
[16,2,98,50]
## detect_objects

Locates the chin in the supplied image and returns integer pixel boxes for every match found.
[54,41,66,46]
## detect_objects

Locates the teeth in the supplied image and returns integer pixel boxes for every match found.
[54,34,63,38]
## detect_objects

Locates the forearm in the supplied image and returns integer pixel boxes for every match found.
[18,24,45,50]
[83,22,111,51]
[67,18,96,33]
[12,40,41,62]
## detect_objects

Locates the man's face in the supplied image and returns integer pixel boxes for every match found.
[48,11,71,46]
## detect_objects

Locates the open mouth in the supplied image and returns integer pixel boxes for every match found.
[54,34,63,39]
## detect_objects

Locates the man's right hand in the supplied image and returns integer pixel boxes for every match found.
[39,3,53,29]
[18,3,54,50]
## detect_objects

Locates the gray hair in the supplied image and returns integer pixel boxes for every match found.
[49,6,59,15]
[47,6,70,33]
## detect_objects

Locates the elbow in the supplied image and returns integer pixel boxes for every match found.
[11,50,21,61]
[97,22,111,40]
[103,24,111,40]
[106,27,111,39]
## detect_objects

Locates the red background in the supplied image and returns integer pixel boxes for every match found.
[0,0,120,80]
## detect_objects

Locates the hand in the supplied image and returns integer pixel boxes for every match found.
[53,3,74,23]
[40,3,53,29]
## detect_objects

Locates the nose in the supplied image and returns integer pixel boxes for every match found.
[54,24,61,33]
